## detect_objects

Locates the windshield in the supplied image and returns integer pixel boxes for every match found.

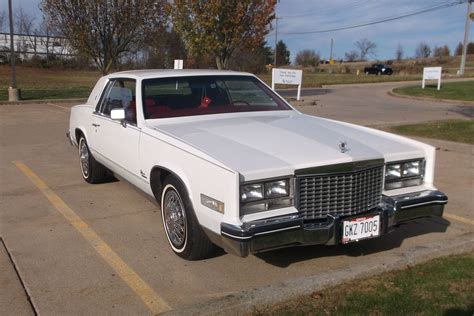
[141,75,291,119]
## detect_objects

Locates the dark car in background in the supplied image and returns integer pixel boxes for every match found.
[364,64,393,75]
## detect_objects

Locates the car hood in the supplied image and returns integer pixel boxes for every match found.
[149,111,424,181]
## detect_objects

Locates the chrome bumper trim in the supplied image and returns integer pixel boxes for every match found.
[66,130,74,146]
[221,190,447,257]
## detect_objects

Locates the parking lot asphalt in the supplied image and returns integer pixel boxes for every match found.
[1,85,473,315]
[288,81,473,126]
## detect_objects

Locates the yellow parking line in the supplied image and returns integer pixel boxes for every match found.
[13,161,171,314]
[46,103,70,111]
[444,212,474,226]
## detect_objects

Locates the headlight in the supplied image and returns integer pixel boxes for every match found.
[385,159,424,190]
[385,164,401,180]
[241,184,264,202]
[240,178,293,215]
[402,161,421,177]
[265,180,289,198]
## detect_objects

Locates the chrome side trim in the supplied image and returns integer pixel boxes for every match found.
[221,232,253,240]
[254,225,301,236]
[400,200,448,209]
[221,225,300,240]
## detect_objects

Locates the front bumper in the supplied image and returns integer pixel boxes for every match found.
[66,130,75,146]
[220,190,447,257]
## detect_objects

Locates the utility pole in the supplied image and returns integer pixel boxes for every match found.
[8,0,19,101]
[460,0,472,76]
[274,17,280,67]
[330,38,334,62]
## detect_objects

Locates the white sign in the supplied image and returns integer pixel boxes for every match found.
[422,67,442,90]
[272,68,303,100]
[174,59,183,69]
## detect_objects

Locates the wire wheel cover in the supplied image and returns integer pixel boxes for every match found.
[163,189,187,248]
[79,140,89,177]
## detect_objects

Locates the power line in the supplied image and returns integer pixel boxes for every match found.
[279,0,466,35]
[280,0,374,19]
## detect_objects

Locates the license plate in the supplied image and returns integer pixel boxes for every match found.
[342,215,380,244]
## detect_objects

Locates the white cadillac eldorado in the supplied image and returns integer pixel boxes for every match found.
[67,70,448,260]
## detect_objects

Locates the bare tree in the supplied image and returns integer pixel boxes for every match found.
[395,44,404,61]
[34,16,62,58]
[13,7,37,57]
[42,0,167,74]
[415,42,431,58]
[344,50,359,62]
[15,7,36,35]
[355,38,376,61]
[295,49,320,67]
[0,10,6,33]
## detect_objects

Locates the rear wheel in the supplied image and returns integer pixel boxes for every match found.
[161,176,215,260]
[78,136,108,184]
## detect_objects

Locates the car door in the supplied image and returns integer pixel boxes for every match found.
[92,78,141,181]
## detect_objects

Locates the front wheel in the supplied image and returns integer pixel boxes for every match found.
[78,136,108,184]
[161,176,215,260]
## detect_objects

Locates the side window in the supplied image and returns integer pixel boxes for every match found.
[99,79,137,125]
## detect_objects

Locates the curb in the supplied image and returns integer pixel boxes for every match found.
[388,88,474,106]
[163,232,474,315]
[0,98,86,106]
[1,237,39,315]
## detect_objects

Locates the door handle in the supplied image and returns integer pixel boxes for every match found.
[92,123,100,127]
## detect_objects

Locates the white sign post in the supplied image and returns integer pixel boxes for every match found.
[272,68,303,100]
[174,59,183,69]
[422,67,442,90]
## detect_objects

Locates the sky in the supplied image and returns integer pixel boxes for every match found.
[1,0,473,62]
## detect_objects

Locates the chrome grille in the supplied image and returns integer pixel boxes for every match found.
[297,165,384,219]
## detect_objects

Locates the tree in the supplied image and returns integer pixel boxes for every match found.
[0,10,6,33]
[433,45,450,58]
[13,7,37,57]
[171,0,275,70]
[294,49,320,67]
[395,44,404,61]
[228,41,273,73]
[469,43,474,55]
[41,0,167,74]
[15,7,36,35]
[415,42,431,58]
[455,42,474,55]
[355,38,376,60]
[455,42,463,56]
[35,17,55,58]
[344,50,359,62]
[146,29,188,69]
[275,40,290,66]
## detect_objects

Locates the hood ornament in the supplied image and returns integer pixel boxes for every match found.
[338,141,350,153]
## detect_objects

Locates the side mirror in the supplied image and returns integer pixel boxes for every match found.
[110,108,125,121]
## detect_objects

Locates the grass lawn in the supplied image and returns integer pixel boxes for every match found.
[0,65,423,101]
[254,252,474,315]
[1,64,472,101]
[0,65,100,101]
[393,81,474,102]
[385,120,474,144]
